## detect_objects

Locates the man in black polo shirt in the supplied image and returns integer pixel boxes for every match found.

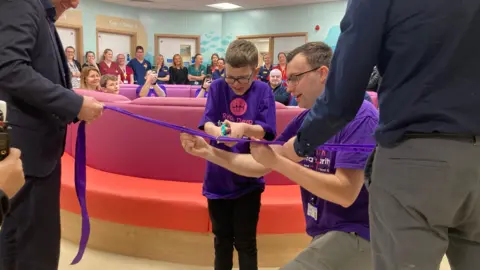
[281,0,480,269]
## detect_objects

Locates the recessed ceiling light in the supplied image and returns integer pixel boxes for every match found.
[207,3,242,10]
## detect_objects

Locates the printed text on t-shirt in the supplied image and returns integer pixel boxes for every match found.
[222,113,253,124]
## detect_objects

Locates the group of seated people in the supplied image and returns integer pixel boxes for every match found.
[63,43,301,101]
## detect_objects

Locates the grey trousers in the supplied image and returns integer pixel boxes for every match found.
[369,137,480,270]
[280,231,372,270]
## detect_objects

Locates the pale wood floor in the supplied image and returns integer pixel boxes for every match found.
[59,239,452,270]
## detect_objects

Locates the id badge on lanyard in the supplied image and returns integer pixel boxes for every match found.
[307,197,318,221]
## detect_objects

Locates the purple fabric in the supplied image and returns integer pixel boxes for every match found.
[276,100,378,241]
[71,121,90,264]
[194,87,208,98]
[71,103,375,263]
[135,84,168,97]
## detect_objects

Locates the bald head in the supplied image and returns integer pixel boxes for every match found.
[269,69,282,87]
[270,69,281,77]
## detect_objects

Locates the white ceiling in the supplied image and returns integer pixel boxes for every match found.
[100,0,337,12]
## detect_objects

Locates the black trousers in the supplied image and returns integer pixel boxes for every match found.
[208,190,262,270]
[0,161,62,270]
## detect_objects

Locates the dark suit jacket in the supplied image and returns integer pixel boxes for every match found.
[0,0,84,178]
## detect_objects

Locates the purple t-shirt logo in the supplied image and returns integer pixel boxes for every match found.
[229,98,248,116]
[302,150,334,173]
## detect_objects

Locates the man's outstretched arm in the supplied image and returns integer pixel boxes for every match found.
[294,0,389,157]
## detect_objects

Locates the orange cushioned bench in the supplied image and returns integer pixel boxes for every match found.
[61,154,305,234]
[60,154,308,267]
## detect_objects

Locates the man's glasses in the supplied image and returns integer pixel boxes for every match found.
[225,73,253,85]
[286,67,321,86]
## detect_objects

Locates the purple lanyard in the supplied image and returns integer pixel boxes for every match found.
[70,105,375,264]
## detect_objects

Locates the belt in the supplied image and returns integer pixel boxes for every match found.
[403,133,480,144]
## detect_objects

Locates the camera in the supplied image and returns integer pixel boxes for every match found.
[0,101,9,161]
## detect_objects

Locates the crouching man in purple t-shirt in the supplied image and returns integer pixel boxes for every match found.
[181,42,378,270]
[197,40,277,270]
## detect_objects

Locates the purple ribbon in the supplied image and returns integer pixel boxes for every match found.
[71,105,375,264]
[71,121,90,265]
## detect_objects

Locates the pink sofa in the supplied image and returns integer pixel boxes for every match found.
[66,91,303,185]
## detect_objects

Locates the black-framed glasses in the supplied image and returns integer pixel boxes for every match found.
[225,73,253,85]
[286,67,321,86]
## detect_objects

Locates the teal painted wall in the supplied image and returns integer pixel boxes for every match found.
[78,0,223,64]
[222,1,347,51]
[77,0,346,63]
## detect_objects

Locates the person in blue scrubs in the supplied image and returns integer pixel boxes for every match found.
[155,54,170,84]
[257,54,273,83]
[195,75,212,98]
[280,1,480,270]
[212,58,225,80]
[136,70,167,98]
[127,45,152,85]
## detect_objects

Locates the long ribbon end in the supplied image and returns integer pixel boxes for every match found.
[71,121,90,264]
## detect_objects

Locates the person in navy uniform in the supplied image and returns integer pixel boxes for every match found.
[257,54,273,83]
[0,0,104,269]
[155,54,170,84]
[281,1,480,269]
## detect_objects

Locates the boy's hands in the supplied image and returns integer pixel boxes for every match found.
[221,120,247,147]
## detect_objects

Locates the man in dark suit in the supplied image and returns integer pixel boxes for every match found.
[0,0,103,269]
[280,0,480,269]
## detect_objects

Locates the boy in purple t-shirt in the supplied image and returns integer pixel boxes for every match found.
[197,40,276,269]
[181,42,377,270]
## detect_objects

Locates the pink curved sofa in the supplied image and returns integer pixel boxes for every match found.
[65,92,303,185]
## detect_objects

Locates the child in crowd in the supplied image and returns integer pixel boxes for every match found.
[195,75,212,98]
[181,42,377,270]
[100,75,120,95]
[136,70,167,98]
[197,39,277,270]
